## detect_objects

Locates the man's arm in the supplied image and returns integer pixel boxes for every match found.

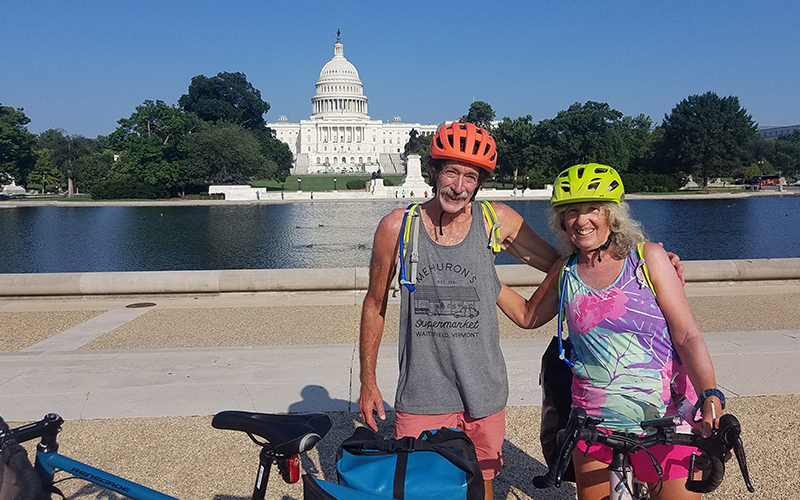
[490,203,560,271]
[496,258,562,328]
[359,209,403,431]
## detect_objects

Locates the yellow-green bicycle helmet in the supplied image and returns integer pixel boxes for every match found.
[551,163,624,207]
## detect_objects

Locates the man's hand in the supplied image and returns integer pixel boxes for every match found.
[658,242,685,286]
[359,381,386,431]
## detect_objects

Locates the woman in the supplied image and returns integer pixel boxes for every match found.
[497,164,725,500]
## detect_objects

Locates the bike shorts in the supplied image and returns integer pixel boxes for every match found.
[577,427,697,483]
[394,409,506,480]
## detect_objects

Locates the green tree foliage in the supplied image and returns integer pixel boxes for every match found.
[105,100,201,197]
[460,101,496,131]
[27,149,62,193]
[178,72,292,181]
[493,116,541,185]
[0,104,37,186]
[112,100,199,157]
[179,72,269,130]
[620,172,679,193]
[621,114,656,173]
[179,122,272,186]
[72,151,116,194]
[772,130,800,176]
[533,101,633,174]
[252,127,294,182]
[661,92,758,187]
[37,129,100,195]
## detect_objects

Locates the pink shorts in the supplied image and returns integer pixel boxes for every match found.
[577,428,697,483]
[394,409,506,480]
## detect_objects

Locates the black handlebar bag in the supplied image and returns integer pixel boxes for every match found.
[1,440,47,500]
[304,426,484,500]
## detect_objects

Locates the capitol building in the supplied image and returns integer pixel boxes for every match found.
[267,31,438,175]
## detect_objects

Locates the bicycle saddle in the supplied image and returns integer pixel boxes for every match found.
[212,411,332,455]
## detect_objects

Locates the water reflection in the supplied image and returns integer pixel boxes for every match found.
[0,197,797,273]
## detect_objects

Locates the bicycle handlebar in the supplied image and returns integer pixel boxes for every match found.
[551,407,754,494]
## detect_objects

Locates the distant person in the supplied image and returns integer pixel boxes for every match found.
[497,164,718,500]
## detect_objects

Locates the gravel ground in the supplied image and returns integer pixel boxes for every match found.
[13,394,794,500]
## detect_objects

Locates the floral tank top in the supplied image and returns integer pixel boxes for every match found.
[563,249,697,433]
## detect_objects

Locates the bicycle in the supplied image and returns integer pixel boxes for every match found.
[2,408,753,500]
[533,407,755,500]
[0,410,332,500]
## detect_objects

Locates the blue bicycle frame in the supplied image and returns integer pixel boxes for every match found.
[36,448,178,500]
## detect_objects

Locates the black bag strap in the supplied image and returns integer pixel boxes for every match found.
[393,452,407,500]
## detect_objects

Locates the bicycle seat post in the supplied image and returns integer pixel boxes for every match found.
[250,446,275,500]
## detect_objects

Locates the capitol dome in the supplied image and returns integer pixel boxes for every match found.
[311,30,368,119]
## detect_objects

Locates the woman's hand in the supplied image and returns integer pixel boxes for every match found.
[658,242,685,286]
[693,395,725,439]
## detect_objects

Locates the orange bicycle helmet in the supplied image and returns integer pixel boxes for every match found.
[430,122,497,172]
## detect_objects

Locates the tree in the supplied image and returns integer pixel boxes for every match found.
[532,101,632,174]
[107,100,200,197]
[179,72,269,130]
[179,122,272,187]
[0,104,37,186]
[178,72,293,182]
[772,130,800,177]
[493,116,541,186]
[27,149,62,193]
[37,129,99,196]
[661,92,758,187]
[112,100,199,157]
[72,151,115,194]
[460,101,496,131]
[252,127,294,182]
[621,114,656,173]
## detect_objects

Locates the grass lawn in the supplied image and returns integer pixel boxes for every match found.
[251,175,404,191]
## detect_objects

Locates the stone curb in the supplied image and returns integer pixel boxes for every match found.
[1,258,799,297]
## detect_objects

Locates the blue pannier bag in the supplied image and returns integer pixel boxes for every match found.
[303,426,484,500]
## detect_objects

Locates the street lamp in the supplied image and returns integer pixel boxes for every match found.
[297,178,302,192]
[333,178,337,192]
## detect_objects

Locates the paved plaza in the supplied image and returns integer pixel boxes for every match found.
[2,280,799,499]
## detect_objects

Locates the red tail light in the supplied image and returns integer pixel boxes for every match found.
[278,454,301,483]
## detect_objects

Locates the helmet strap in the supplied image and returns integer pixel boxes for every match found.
[589,232,614,263]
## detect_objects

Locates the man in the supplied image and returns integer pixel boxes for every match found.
[359,122,559,499]
[360,122,684,498]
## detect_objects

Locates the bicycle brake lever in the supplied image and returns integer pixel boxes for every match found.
[554,408,588,487]
[732,437,755,493]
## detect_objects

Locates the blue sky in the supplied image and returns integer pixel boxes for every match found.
[2,1,798,138]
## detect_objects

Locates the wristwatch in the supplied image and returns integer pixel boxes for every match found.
[693,388,726,418]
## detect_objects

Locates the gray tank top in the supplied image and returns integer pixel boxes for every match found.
[395,202,507,418]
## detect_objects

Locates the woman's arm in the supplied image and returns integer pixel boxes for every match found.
[644,242,722,437]
[497,258,563,329]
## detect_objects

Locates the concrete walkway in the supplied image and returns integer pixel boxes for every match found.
[3,331,799,422]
